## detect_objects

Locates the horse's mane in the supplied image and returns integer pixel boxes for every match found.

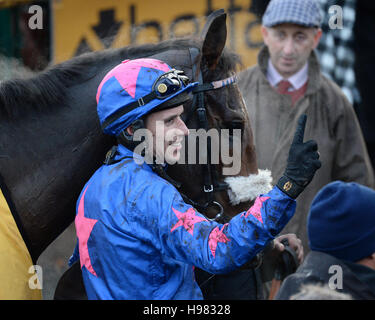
[0,37,240,119]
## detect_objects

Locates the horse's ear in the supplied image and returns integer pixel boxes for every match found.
[200,9,227,70]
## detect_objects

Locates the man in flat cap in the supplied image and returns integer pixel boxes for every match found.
[238,0,374,253]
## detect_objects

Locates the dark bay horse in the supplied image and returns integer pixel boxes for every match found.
[0,10,268,298]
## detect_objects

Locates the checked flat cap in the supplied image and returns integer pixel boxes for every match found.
[262,0,322,28]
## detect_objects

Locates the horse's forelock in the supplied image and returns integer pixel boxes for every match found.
[201,47,242,80]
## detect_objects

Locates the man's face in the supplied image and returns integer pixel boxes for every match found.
[261,23,322,78]
[145,105,189,164]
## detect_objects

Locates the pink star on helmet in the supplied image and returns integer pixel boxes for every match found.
[170,207,207,235]
[75,186,98,277]
[96,58,170,102]
[241,196,270,224]
[208,224,230,258]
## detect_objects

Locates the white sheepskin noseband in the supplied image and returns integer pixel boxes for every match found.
[224,169,273,205]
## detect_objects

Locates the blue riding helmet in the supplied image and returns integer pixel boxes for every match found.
[96,58,198,136]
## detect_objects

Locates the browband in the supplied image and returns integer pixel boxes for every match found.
[192,75,237,94]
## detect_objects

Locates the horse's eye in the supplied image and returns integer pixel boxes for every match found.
[222,120,244,138]
[230,120,244,130]
[222,120,243,130]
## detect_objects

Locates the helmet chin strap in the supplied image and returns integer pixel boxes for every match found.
[117,119,146,153]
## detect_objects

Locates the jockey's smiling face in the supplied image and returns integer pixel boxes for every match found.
[261,23,322,78]
[144,105,189,164]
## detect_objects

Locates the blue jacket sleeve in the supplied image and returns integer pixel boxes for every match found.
[138,183,296,274]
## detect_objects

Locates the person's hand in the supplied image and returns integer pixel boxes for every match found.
[277,114,321,198]
[274,234,304,265]
[259,233,303,282]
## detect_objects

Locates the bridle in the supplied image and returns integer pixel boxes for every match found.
[173,47,238,223]
[177,47,264,288]
[104,48,239,223]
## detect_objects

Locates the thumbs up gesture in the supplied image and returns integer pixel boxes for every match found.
[277,114,322,199]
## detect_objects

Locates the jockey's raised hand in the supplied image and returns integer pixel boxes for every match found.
[277,114,321,199]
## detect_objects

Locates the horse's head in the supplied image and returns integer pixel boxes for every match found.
[0,9,268,264]
[160,10,270,220]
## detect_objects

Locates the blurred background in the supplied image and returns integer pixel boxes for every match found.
[0,0,373,299]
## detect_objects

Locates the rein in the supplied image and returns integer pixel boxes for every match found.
[176,47,237,223]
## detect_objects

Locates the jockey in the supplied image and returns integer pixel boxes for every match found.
[70,58,321,299]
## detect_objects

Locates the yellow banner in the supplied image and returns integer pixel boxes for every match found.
[0,0,31,9]
[52,0,263,68]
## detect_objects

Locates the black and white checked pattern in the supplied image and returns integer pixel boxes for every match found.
[262,0,322,27]
[316,0,359,104]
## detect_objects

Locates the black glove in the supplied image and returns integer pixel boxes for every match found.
[276,114,321,198]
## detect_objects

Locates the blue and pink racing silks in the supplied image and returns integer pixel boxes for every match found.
[70,144,296,299]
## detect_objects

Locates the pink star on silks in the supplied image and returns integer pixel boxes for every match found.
[170,207,207,236]
[241,196,270,223]
[75,186,98,277]
[208,224,230,258]
[96,59,170,102]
